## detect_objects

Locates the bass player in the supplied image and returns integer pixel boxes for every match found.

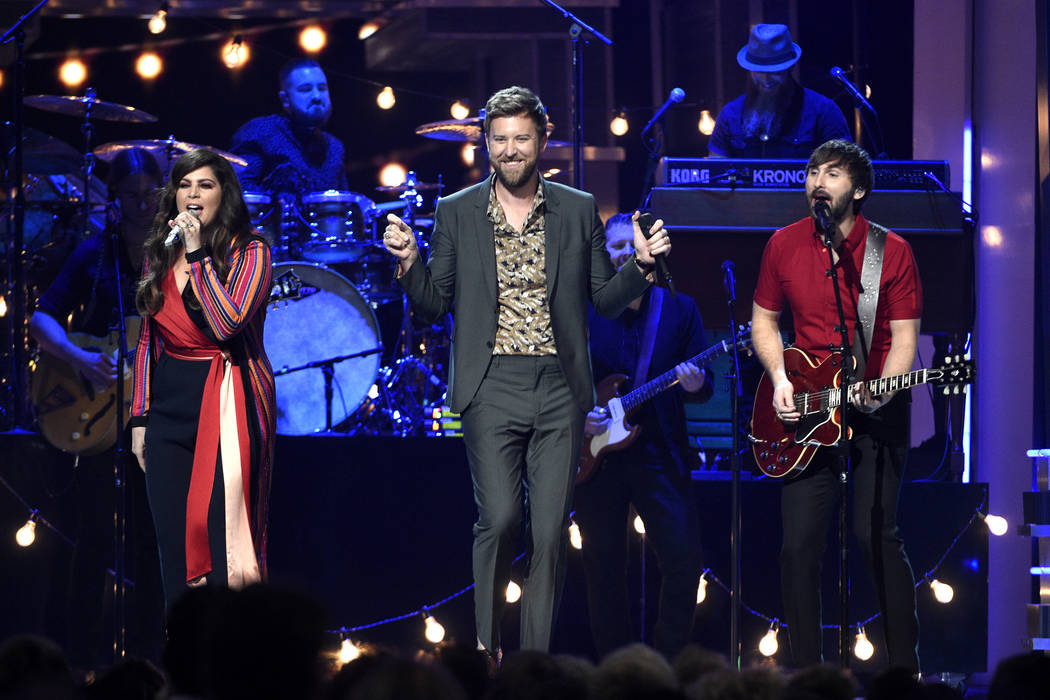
[750,139,921,670]
[577,212,714,660]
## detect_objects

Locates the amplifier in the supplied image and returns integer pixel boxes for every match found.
[656,157,950,191]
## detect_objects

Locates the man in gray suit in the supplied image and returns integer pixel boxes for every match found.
[383,86,671,655]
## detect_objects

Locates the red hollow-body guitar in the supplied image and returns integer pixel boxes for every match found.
[577,328,752,485]
[749,346,975,478]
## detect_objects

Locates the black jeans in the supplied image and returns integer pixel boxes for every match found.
[574,455,702,660]
[780,395,920,670]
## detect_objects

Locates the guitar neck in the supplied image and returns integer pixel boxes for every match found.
[822,367,930,408]
[620,339,734,415]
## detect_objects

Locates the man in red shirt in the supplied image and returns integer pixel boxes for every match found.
[751,139,921,670]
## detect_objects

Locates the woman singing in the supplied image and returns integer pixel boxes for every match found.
[130,149,275,608]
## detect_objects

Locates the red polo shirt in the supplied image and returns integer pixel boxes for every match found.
[753,214,922,380]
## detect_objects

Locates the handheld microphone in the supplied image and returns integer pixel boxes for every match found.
[641,87,686,135]
[638,212,675,296]
[721,259,736,303]
[164,209,198,247]
[830,66,876,114]
[813,201,835,246]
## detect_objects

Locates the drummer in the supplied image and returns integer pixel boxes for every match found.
[230,58,348,193]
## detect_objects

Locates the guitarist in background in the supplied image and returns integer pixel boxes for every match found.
[577,213,714,660]
[750,140,921,670]
[29,147,164,669]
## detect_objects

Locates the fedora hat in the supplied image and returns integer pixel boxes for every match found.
[737,23,802,72]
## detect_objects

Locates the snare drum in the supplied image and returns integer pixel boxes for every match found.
[300,190,377,263]
[264,262,383,434]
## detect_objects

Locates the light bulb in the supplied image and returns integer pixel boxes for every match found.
[930,578,954,604]
[461,143,475,167]
[379,163,407,188]
[15,518,36,547]
[983,513,1008,536]
[698,109,716,135]
[147,8,167,34]
[696,574,708,604]
[450,101,470,120]
[222,38,249,69]
[633,515,645,534]
[376,86,396,110]
[136,52,163,80]
[299,26,327,53]
[423,614,445,643]
[358,20,380,40]
[59,58,87,87]
[338,638,360,664]
[853,628,874,661]
[610,114,628,136]
[568,521,583,550]
[0,294,7,317]
[506,580,522,604]
[758,625,779,657]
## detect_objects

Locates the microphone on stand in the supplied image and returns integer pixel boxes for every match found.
[813,201,836,248]
[641,87,686,137]
[164,209,198,247]
[830,66,876,115]
[638,212,675,296]
[721,260,736,303]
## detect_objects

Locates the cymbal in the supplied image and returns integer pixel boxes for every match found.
[415,116,558,143]
[18,128,81,175]
[376,181,442,193]
[26,94,158,123]
[94,139,247,168]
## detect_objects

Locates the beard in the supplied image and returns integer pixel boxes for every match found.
[742,79,795,140]
[289,102,331,130]
[492,154,539,190]
[809,188,855,226]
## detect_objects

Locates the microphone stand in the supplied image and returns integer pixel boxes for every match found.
[722,260,743,669]
[819,218,855,669]
[0,0,48,429]
[538,0,612,190]
[108,213,130,662]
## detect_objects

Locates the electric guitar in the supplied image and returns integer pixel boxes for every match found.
[577,326,753,485]
[31,317,140,456]
[749,347,975,478]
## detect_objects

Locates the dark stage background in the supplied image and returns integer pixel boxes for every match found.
[1,431,988,672]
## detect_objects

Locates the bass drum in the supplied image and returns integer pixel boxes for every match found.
[265,262,382,435]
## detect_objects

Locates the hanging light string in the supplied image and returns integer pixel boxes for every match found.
[0,472,74,547]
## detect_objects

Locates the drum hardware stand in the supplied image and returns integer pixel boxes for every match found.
[538,0,612,189]
[1,0,48,429]
[272,347,383,432]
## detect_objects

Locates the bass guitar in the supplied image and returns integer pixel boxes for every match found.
[31,317,140,456]
[577,326,753,485]
[749,347,974,478]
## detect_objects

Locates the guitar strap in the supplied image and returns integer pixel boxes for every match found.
[632,287,664,388]
[852,220,888,380]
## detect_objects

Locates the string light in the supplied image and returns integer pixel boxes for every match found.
[299,25,327,53]
[696,572,708,604]
[221,36,249,69]
[450,100,470,120]
[135,52,163,80]
[379,163,407,188]
[758,621,779,657]
[59,58,87,87]
[376,86,396,110]
[0,70,4,91]
[147,2,168,34]
[929,578,954,604]
[698,109,716,135]
[609,111,628,136]
[633,515,645,535]
[505,580,521,604]
[338,637,360,665]
[15,514,37,548]
[568,520,583,550]
[460,144,475,167]
[853,627,875,661]
[978,512,1008,536]
[423,612,445,643]
[0,294,7,317]
[358,20,381,40]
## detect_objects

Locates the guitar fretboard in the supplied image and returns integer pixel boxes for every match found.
[797,368,930,411]
[621,339,738,415]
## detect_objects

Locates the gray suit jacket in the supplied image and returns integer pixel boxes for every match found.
[400,176,651,413]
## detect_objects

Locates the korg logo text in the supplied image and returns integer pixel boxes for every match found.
[668,168,710,185]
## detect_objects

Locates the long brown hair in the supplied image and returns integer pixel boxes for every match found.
[136,149,252,316]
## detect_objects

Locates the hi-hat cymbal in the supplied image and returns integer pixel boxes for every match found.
[26,94,158,123]
[415,116,559,143]
[94,139,248,168]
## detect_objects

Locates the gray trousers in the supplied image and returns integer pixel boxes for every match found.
[460,355,585,652]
